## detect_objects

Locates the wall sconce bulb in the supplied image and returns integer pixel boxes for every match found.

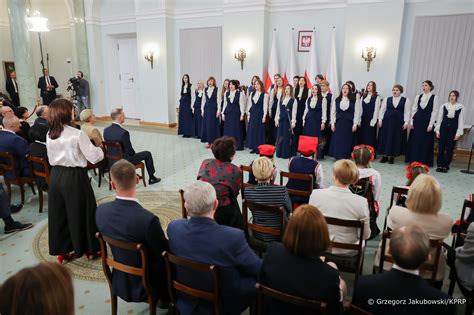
[144,51,154,69]
[361,46,377,72]
[234,48,247,70]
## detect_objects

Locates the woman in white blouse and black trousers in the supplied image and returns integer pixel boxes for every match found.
[46,99,104,263]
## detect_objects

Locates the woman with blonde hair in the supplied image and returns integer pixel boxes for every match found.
[80,109,104,148]
[261,204,346,314]
[192,80,205,138]
[377,174,452,285]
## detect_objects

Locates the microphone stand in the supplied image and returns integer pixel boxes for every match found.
[461,130,474,174]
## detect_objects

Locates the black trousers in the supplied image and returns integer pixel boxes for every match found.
[127,151,156,178]
[0,184,12,219]
[437,133,457,168]
[214,198,243,229]
[48,166,99,257]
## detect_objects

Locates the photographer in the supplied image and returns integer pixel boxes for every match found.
[74,71,89,116]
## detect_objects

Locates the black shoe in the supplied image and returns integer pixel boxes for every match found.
[388,157,395,164]
[149,177,161,185]
[442,168,449,173]
[380,156,388,163]
[436,167,442,172]
[10,203,23,213]
[250,149,257,154]
[5,221,33,234]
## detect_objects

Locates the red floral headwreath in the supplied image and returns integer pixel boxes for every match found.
[406,161,430,181]
[351,144,375,162]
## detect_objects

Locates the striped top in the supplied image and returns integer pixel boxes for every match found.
[244,183,292,242]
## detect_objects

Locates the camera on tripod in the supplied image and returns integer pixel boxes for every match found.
[67,77,80,95]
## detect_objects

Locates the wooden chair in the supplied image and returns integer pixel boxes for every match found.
[240,165,255,198]
[378,229,443,283]
[27,156,50,213]
[279,171,313,208]
[96,232,157,315]
[383,186,409,230]
[103,141,146,190]
[242,199,286,254]
[324,216,366,282]
[255,283,327,315]
[0,151,36,204]
[87,139,105,187]
[179,189,187,219]
[162,251,220,315]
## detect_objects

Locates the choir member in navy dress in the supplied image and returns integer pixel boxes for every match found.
[320,80,333,159]
[200,76,220,148]
[294,77,309,154]
[303,83,327,138]
[177,74,194,138]
[219,79,230,135]
[222,80,245,150]
[346,80,360,100]
[329,83,361,160]
[286,136,324,206]
[406,80,439,166]
[377,84,411,164]
[267,74,283,145]
[239,84,248,142]
[246,79,269,153]
[275,84,297,159]
[247,75,260,96]
[191,80,204,138]
[435,90,464,173]
[357,81,381,149]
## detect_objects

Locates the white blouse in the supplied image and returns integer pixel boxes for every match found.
[47,125,104,167]
[302,96,328,124]
[201,86,217,113]
[378,96,412,124]
[222,90,246,118]
[246,92,269,119]
[360,94,382,127]
[434,102,465,137]
[330,96,362,126]
[412,93,440,128]
[274,96,297,124]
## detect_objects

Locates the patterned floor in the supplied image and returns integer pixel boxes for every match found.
[0,124,472,315]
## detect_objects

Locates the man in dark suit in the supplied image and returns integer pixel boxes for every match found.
[96,159,169,306]
[37,68,58,105]
[5,71,20,107]
[103,108,161,185]
[33,105,49,127]
[167,181,262,314]
[0,116,30,181]
[352,225,456,315]
[1,183,32,234]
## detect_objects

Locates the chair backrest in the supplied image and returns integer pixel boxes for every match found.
[255,283,327,315]
[0,151,17,176]
[103,141,123,161]
[384,186,409,230]
[179,189,187,219]
[242,199,286,241]
[28,156,50,185]
[240,165,255,196]
[95,233,154,302]
[279,171,313,198]
[350,178,372,200]
[162,251,220,314]
[455,198,474,245]
[378,229,443,281]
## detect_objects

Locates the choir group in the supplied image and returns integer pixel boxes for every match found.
[178,74,465,172]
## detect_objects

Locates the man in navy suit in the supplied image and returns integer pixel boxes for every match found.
[37,68,58,105]
[167,181,262,314]
[5,71,20,107]
[103,108,161,185]
[0,116,30,181]
[352,225,456,315]
[96,159,169,306]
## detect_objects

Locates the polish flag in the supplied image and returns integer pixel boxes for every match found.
[264,31,279,92]
[283,30,298,86]
[304,29,318,89]
[326,27,340,95]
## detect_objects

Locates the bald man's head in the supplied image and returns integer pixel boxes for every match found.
[110,108,125,123]
[1,106,14,118]
[2,115,21,132]
[389,225,430,270]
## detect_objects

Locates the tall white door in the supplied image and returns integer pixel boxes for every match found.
[118,38,139,119]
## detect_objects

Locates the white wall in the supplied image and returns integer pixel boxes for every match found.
[0,25,14,95]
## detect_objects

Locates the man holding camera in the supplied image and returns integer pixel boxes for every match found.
[37,68,58,105]
[75,71,90,116]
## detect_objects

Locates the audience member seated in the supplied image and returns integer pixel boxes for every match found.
[287,136,324,206]
[14,106,31,142]
[96,160,169,306]
[29,123,50,190]
[0,115,31,181]
[352,144,381,239]
[0,106,14,127]
[244,156,292,242]
[103,108,161,185]
[167,181,261,314]
[1,183,32,234]
[375,174,452,283]
[80,109,104,148]
[352,225,455,315]
[261,204,346,315]
[248,144,278,184]
[198,136,243,228]
[454,223,474,290]
[396,161,429,206]
[33,105,49,127]
[0,262,74,315]
[309,159,370,257]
